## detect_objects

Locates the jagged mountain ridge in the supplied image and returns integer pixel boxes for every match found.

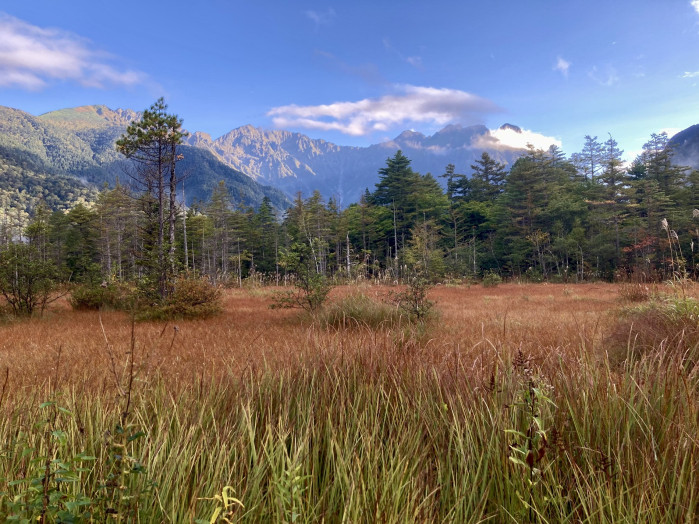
[185,122,523,204]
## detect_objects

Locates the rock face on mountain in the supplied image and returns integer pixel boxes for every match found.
[39,105,140,130]
[669,124,699,169]
[186,123,521,204]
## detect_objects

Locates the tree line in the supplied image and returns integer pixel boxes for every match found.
[2,99,698,311]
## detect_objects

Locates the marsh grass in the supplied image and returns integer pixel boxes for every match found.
[314,291,405,330]
[608,295,699,372]
[0,283,697,522]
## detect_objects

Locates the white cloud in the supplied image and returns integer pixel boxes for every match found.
[306,8,336,27]
[267,85,501,136]
[682,71,699,78]
[405,56,423,68]
[660,127,682,138]
[554,56,570,77]
[692,0,699,15]
[0,13,146,90]
[472,127,561,151]
[588,65,619,86]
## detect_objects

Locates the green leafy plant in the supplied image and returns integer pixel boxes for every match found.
[505,350,556,523]
[2,400,97,522]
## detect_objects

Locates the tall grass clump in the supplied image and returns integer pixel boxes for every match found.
[608,294,699,370]
[315,291,405,329]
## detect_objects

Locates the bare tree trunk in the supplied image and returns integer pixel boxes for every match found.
[182,184,188,271]
[168,142,177,275]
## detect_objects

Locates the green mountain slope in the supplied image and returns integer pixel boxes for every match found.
[0,105,291,216]
[0,144,98,229]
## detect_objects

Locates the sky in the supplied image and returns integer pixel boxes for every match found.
[1,1,699,161]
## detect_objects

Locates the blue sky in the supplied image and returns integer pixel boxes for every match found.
[2,1,699,160]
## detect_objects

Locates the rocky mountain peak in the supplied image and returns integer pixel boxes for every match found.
[499,123,522,133]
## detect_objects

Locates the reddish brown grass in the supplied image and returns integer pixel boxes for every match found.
[0,282,628,395]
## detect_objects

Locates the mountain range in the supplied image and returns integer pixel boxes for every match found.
[1,103,698,218]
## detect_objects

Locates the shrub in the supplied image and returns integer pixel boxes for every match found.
[271,273,331,313]
[271,242,333,314]
[0,243,62,316]
[617,282,655,302]
[69,281,136,311]
[138,277,222,320]
[482,271,502,288]
[316,291,404,329]
[392,275,435,322]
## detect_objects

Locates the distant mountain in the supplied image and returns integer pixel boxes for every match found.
[0,105,291,213]
[186,123,523,204]
[669,124,699,169]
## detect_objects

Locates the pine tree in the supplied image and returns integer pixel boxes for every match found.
[116,98,186,298]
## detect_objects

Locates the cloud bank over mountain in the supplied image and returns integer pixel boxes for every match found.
[267,85,501,136]
[472,125,561,151]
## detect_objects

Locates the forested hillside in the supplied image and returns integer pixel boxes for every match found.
[0,105,291,221]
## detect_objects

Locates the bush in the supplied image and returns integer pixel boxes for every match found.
[69,281,136,311]
[392,275,435,322]
[0,243,62,316]
[481,271,502,288]
[271,273,332,313]
[271,243,334,314]
[138,277,222,320]
[316,291,404,329]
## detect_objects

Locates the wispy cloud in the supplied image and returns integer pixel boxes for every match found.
[472,127,561,151]
[588,65,619,86]
[0,13,146,90]
[314,50,387,86]
[554,56,571,77]
[383,38,423,70]
[267,85,501,136]
[682,71,699,78]
[306,8,336,28]
[691,0,699,15]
